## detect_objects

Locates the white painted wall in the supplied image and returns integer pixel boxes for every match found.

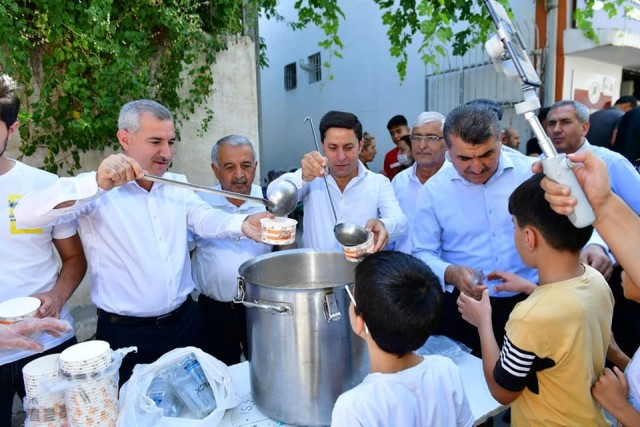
[561,56,623,101]
[258,1,426,177]
[576,0,640,31]
[259,0,540,161]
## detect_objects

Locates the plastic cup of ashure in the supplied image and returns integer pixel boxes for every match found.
[0,296,41,324]
[260,217,297,245]
[342,231,374,263]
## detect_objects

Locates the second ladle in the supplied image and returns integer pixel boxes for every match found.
[303,116,369,247]
[142,174,299,217]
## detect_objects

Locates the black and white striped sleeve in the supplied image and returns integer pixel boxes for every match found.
[493,335,536,392]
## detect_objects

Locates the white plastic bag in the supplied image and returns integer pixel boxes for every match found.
[117,346,241,427]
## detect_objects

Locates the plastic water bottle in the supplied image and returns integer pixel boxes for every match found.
[146,375,183,417]
[169,354,216,419]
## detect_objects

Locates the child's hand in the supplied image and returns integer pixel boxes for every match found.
[490,271,537,295]
[592,367,628,412]
[457,289,492,329]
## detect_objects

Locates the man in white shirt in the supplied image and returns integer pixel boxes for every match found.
[268,110,407,251]
[191,135,272,365]
[392,111,446,254]
[0,74,87,423]
[15,100,267,383]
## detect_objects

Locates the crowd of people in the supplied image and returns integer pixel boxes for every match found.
[3,68,640,425]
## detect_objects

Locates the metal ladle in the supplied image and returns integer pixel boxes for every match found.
[303,117,369,247]
[142,174,299,217]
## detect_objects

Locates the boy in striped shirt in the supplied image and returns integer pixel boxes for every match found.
[457,173,613,426]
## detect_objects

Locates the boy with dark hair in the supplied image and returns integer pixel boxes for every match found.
[383,114,410,179]
[331,251,473,426]
[457,173,613,426]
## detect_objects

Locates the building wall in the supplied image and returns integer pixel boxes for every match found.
[259,1,540,162]
[562,56,623,109]
[258,1,426,177]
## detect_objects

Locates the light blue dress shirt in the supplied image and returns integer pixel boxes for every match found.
[579,140,640,214]
[412,148,538,297]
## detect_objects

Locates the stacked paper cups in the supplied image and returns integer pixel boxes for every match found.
[59,341,119,427]
[22,353,68,427]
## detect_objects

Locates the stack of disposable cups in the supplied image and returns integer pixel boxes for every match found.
[59,341,118,427]
[22,353,68,427]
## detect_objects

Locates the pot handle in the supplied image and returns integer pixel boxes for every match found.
[234,276,293,315]
[324,291,342,323]
[240,300,293,315]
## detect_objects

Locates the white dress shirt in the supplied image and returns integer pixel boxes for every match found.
[191,184,271,302]
[15,172,246,316]
[391,163,425,254]
[268,162,407,251]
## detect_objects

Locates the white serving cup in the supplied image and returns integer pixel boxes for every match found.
[341,231,374,263]
[0,296,41,324]
[260,217,297,245]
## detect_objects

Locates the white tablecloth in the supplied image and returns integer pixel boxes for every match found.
[218,353,506,427]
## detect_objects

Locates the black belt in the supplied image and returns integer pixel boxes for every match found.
[97,298,192,327]
[198,294,241,310]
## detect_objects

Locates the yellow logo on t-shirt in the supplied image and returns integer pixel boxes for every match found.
[8,195,43,234]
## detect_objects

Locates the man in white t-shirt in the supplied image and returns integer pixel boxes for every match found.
[191,135,272,365]
[331,251,473,426]
[0,74,87,423]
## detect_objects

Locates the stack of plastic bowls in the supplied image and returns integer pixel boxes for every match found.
[0,296,41,324]
[22,353,68,427]
[59,341,118,427]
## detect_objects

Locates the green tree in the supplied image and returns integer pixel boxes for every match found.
[0,0,274,173]
[0,0,621,173]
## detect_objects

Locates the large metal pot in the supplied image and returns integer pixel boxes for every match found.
[236,249,369,426]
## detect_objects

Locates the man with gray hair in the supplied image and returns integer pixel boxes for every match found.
[15,100,268,383]
[546,99,640,357]
[546,99,640,214]
[391,111,446,254]
[190,134,272,365]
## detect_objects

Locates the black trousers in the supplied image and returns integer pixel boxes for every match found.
[96,297,205,386]
[0,337,77,425]
[435,289,526,357]
[198,294,248,366]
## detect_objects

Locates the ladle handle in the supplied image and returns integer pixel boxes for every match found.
[142,174,274,207]
[304,116,339,223]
